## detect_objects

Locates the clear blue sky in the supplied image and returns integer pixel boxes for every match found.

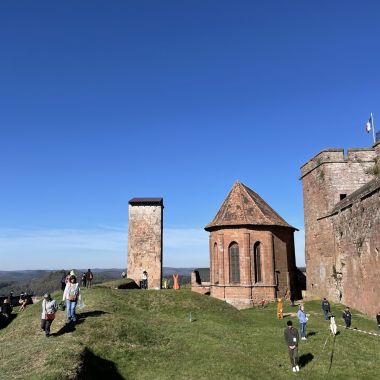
[1,1,379,270]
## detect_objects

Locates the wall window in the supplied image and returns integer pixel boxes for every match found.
[253,242,262,283]
[213,242,219,284]
[229,242,240,283]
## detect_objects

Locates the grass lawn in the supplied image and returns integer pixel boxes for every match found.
[0,280,379,379]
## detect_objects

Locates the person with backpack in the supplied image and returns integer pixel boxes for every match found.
[63,275,81,324]
[41,293,58,337]
[86,269,93,288]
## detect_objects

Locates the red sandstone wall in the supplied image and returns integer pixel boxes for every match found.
[208,226,296,307]
[301,148,376,300]
[331,192,380,316]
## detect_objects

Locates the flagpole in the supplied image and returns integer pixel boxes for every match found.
[371,113,376,144]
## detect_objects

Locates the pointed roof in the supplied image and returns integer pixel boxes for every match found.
[205,181,296,231]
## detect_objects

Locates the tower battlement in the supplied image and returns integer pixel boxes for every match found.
[300,148,376,179]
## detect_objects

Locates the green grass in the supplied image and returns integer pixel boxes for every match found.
[0,281,379,379]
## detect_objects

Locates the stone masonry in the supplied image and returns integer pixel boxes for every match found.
[203,181,298,309]
[301,144,380,316]
[127,198,163,289]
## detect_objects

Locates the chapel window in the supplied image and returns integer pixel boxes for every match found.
[214,242,219,284]
[229,242,240,283]
[253,242,262,283]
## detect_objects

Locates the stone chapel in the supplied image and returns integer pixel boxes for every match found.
[204,181,298,308]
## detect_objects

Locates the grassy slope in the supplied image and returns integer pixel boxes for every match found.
[0,281,379,380]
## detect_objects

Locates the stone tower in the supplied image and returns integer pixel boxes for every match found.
[127,198,163,289]
[300,148,376,300]
[205,181,298,308]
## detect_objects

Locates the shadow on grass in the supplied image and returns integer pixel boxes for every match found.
[78,348,125,379]
[0,313,17,329]
[52,310,108,336]
[299,353,314,368]
[307,331,317,337]
[118,281,140,290]
[53,321,78,336]
[78,310,109,319]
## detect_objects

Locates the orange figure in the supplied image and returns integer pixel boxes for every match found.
[277,298,284,319]
[173,273,180,290]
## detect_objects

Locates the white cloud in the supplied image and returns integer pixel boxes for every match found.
[0,227,304,270]
[0,227,209,270]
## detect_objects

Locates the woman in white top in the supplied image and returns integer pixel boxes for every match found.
[41,293,58,337]
[63,275,81,323]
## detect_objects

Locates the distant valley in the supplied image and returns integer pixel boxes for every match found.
[0,267,195,296]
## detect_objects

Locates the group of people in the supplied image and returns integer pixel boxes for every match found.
[41,269,88,337]
[60,269,93,291]
[284,297,380,373]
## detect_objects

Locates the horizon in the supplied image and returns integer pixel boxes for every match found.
[2,1,380,270]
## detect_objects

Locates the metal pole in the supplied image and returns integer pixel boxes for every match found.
[371,113,376,144]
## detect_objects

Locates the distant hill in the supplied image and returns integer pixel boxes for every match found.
[0,267,195,296]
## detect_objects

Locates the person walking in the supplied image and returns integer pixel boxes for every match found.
[60,271,67,291]
[322,298,331,320]
[297,304,308,340]
[86,269,93,288]
[41,293,58,337]
[81,273,87,288]
[376,311,380,333]
[63,275,81,324]
[141,271,148,289]
[284,320,300,373]
[342,306,352,328]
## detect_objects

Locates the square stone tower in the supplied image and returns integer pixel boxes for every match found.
[127,198,163,289]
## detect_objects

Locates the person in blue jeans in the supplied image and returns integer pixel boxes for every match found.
[297,304,308,340]
[63,275,81,323]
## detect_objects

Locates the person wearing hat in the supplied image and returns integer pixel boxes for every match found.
[63,275,81,324]
[41,293,58,337]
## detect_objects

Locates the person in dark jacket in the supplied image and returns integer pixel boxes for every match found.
[342,307,352,328]
[284,320,300,373]
[1,298,12,319]
[376,311,380,333]
[322,298,331,320]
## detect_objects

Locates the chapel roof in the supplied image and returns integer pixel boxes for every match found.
[205,181,296,231]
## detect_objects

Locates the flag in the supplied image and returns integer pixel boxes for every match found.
[365,114,373,133]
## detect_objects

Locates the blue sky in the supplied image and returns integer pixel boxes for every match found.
[1,1,379,270]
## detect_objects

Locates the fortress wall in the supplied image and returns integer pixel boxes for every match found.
[301,147,375,298]
[332,191,380,316]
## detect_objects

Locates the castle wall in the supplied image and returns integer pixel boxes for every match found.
[127,200,163,289]
[301,148,376,300]
[331,189,380,316]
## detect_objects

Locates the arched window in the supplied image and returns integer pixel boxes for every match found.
[213,243,219,284]
[253,242,262,283]
[229,242,240,283]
